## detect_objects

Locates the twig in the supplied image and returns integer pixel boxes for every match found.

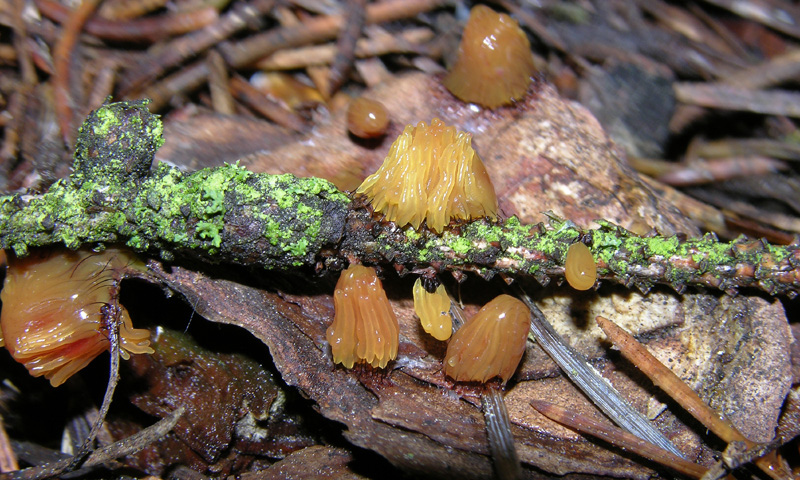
[595,315,792,480]
[98,0,168,21]
[254,27,432,70]
[699,0,800,40]
[725,49,800,90]
[50,0,102,149]
[67,300,123,470]
[5,102,800,296]
[518,291,684,458]
[327,0,367,97]
[482,388,522,480]
[0,416,19,473]
[656,157,786,186]
[4,407,184,480]
[119,0,275,95]
[35,0,218,43]
[142,0,445,109]
[207,50,236,115]
[12,0,36,85]
[219,0,449,68]
[674,83,800,118]
[689,137,800,162]
[229,75,307,132]
[530,400,708,479]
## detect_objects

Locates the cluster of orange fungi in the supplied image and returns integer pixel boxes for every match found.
[0,248,152,387]
[335,110,541,383]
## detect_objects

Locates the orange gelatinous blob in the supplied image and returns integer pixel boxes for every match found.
[412,278,453,341]
[347,97,389,139]
[0,247,153,387]
[445,294,530,384]
[326,264,399,369]
[443,4,537,109]
[356,118,498,233]
[565,242,597,291]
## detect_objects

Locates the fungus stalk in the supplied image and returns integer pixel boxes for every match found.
[2,101,800,298]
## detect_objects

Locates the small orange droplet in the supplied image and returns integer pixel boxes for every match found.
[347,97,389,139]
[565,242,597,291]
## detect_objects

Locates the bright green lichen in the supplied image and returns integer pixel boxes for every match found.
[2,100,800,295]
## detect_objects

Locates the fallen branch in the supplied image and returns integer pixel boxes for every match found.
[2,101,800,296]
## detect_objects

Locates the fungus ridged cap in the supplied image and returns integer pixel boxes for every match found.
[326,264,399,369]
[413,278,453,341]
[443,5,537,109]
[565,242,597,291]
[0,248,153,387]
[444,295,530,384]
[356,118,498,233]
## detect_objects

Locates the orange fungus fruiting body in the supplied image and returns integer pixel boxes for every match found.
[443,4,537,109]
[565,242,597,291]
[412,278,453,341]
[356,118,498,233]
[0,248,153,387]
[347,97,389,138]
[445,295,530,384]
[326,264,399,369]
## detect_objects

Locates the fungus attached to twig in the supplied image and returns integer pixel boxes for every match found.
[443,4,537,109]
[445,294,529,384]
[356,118,498,233]
[446,295,529,480]
[412,278,452,340]
[564,242,597,290]
[0,247,153,387]
[326,264,399,369]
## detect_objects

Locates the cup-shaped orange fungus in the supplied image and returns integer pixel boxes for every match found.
[413,278,453,341]
[445,295,530,384]
[326,264,399,369]
[564,242,597,291]
[443,5,537,109]
[355,118,498,233]
[0,248,153,387]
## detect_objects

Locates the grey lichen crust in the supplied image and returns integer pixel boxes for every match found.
[0,101,350,268]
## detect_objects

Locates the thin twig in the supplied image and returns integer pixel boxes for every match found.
[219,0,449,68]
[229,75,306,131]
[119,0,275,95]
[327,0,367,97]
[482,388,522,480]
[254,27,432,70]
[674,83,800,118]
[530,400,708,479]
[35,0,218,43]
[4,407,184,480]
[518,289,685,458]
[207,50,236,115]
[51,0,102,149]
[595,315,792,480]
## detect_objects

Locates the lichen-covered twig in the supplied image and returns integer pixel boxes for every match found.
[2,101,800,297]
